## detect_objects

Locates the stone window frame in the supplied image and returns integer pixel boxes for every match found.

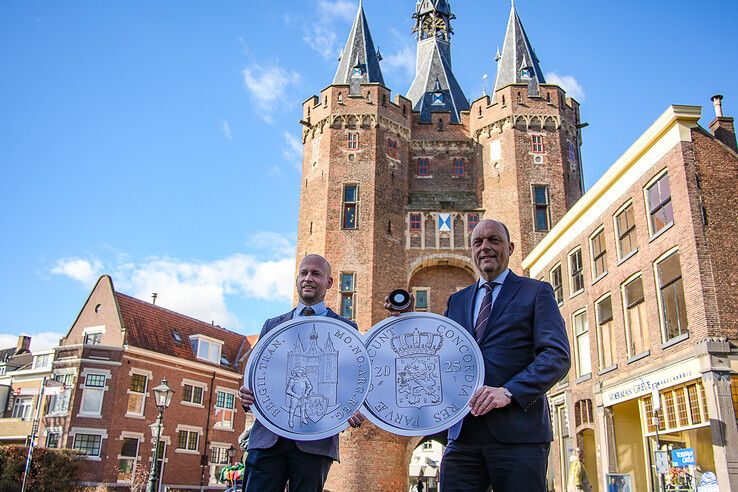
[412,287,430,312]
[116,431,144,484]
[347,131,359,150]
[125,368,152,419]
[70,426,108,461]
[77,369,111,418]
[530,133,545,154]
[175,425,203,455]
[181,378,208,408]
[532,184,551,232]
[409,213,422,232]
[339,272,356,320]
[213,387,237,430]
[341,183,360,230]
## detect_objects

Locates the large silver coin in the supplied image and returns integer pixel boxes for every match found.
[245,317,371,441]
[362,313,484,436]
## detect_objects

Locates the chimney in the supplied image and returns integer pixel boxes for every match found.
[709,94,737,152]
[16,335,31,354]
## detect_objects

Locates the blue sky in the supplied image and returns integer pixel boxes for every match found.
[2,0,736,350]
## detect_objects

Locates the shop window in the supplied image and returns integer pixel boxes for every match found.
[569,249,584,295]
[417,158,430,176]
[342,184,359,229]
[615,203,638,258]
[340,273,356,320]
[126,373,148,416]
[646,172,674,235]
[550,264,563,305]
[533,185,550,231]
[572,310,591,378]
[596,296,615,369]
[590,228,607,279]
[622,276,649,356]
[117,437,140,482]
[643,382,709,435]
[656,251,688,342]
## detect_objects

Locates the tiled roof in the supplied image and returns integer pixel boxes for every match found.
[116,292,250,373]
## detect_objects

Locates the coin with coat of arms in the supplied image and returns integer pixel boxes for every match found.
[361,312,484,436]
[245,317,371,441]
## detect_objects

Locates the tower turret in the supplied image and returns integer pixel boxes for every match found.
[492,2,546,97]
[407,0,469,123]
[333,0,384,95]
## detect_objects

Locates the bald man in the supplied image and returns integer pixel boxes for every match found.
[238,254,364,492]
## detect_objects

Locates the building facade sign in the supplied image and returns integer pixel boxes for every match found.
[601,358,701,407]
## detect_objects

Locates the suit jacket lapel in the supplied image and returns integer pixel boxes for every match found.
[462,284,477,337]
[480,271,522,340]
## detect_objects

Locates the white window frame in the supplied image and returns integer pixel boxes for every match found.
[44,426,62,448]
[82,325,106,345]
[214,388,237,430]
[209,442,232,485]
[78,369,110,418]
[572,309,591,379]
[11,396,34,420]
[117,432,143,483]
[48,371,75,415]
[181,378,208,408]
[189,335,224,364]
[70,427,108,461]
[126,369,152,418]
[32,353,52,370]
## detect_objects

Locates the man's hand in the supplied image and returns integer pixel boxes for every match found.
[468,386,511,416]
[347,410,365,428]
[383,292,415,317]
[239,385,255,412]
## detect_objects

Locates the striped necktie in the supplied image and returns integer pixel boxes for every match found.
[474,281,499,341]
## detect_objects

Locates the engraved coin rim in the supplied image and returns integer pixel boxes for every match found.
[361,312,485,437]
[244,317,372,441]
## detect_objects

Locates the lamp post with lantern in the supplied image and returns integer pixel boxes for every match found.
[147,378,174,492]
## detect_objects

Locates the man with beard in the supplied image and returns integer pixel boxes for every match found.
[238,254,364,492]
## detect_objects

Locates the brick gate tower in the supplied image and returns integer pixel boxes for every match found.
[294,1,584,490]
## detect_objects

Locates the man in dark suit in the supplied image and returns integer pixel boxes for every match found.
[238,254,364,492]
[388,220,569,491]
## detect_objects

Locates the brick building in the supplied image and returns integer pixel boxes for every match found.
[37,275,255,490]
[292,1,737,491]
[296,1,584,490]
[523,102,738,491]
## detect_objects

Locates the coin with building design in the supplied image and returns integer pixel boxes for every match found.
[362,312,484,436]
[245,317,371,441]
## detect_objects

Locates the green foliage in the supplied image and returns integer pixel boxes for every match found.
[0,445,83,492]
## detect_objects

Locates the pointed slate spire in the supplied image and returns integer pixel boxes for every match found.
[407,0,469,123]
[333,1,384,94]
[492,2,545,97]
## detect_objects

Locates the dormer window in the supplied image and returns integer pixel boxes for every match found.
[520,67,532,79]
[432,92,444,105]
[190,335,223,364]
[352,66,363,78]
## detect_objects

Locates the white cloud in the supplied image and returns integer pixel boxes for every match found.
[282,131,303,170]
[221,120,233,140]
[242,63,302,123]
[51,234,296,329]
[287,0,356,60]
[384,43,415,79]
[317,0,356,22]
[50,258,102,286]
[545,72,585,101]
[0,332,65,352]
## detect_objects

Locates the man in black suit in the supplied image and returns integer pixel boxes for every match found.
[238,254,364,492]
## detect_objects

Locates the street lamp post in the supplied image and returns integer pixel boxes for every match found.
[147,378,174,492]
